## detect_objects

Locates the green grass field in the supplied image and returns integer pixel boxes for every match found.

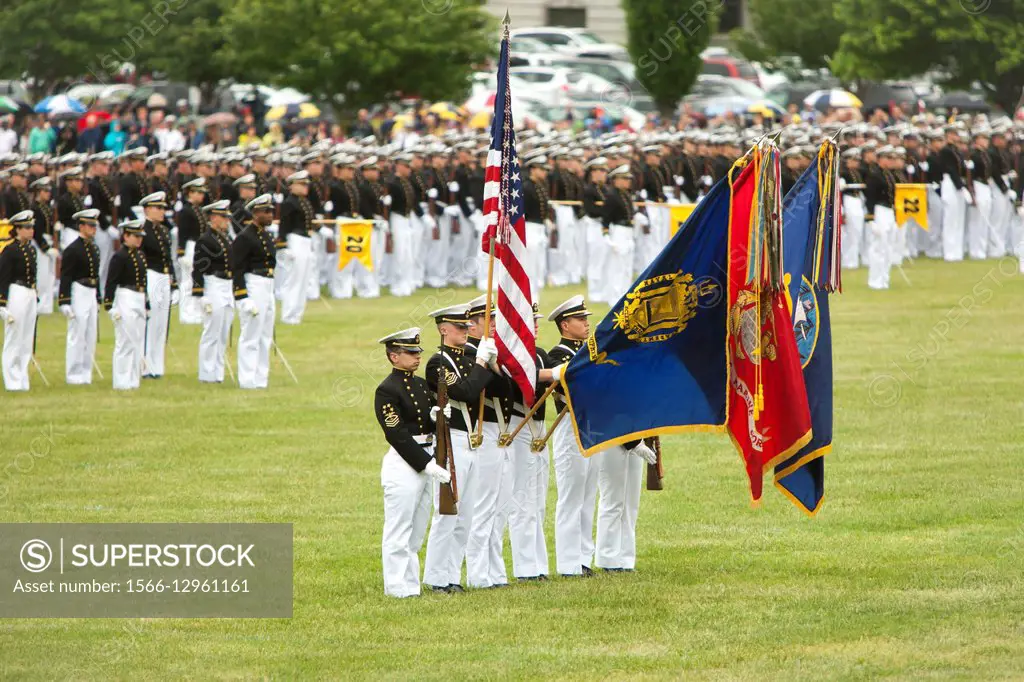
[2,258,1023,680]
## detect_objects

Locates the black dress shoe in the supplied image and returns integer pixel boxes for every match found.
[604,567,629,573]
[517,576,543,582]
[537,574,549,581]
[425,584,451,593]
[581,565,594,577]
[446,584,465,593]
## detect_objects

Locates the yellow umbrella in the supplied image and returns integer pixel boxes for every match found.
[390,113,414,133]
[427,102,465,121]
[468,110,492,129]
[265,102,322,121]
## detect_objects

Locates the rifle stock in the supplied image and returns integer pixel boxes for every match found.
[435,367,458,515]
[646,436,664,491]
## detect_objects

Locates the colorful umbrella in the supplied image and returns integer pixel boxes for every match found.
[468,110,492,129]
[265,102,321,121]
[747,100,786,118]
[0,96,28,114]
[426,102,465,121]
[76,110,113,132]
[803,89,862,111]
[33,94,87,115]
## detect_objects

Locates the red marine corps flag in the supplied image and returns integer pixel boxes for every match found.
[726,146,812,503]
[480,14,536,404]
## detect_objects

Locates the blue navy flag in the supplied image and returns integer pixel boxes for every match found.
[776,143,840,515]
[561,176,732,455]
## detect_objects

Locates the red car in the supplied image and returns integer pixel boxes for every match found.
[702,56,761,87]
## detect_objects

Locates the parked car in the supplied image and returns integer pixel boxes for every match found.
[510,37,563,67]
[509,66,624,108]
[702,55,761,87]
[0,80,31,103]
[510,27,629,61]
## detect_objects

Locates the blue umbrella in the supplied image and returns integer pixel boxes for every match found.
[34,94,87,115]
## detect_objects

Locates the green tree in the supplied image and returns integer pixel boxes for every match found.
[223,0,495,116]
[624,0,717,116]
[833,0,1024,113]
[132,0,234,109]
[0,0,140,100]
[730,0,844,70]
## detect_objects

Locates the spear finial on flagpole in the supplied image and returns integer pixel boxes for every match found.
[503,9,511,26]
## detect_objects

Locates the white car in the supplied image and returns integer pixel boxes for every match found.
[509,67,625,108]
[510,27,628,61]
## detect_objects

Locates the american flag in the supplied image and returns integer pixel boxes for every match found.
[480,21,537,404]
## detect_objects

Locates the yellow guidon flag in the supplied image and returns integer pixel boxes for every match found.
[335,219,374,272]
[0,219,12,254]
[895,183,929,231]
[668,204,697,238]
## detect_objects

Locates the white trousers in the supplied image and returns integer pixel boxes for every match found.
[34,243,55,315]
[331,256,380,299]
[923,186,945,259]
[412,214,427,289]
[178,241,202,325]
[423,423,504,588]
[2,284,37,392]
[987,182,1013,258]
[604,225,636,305]
[144,270,171,377]
[595,447,643,570]
[95,225,114,299]
[841,195,865,269]
[967,181,993,260]
[280,233,312,325]
[524,222,547,303]
[111,288,146,390]
[198,276,234,383]
[424,211,451,288]
[867,207,896,290]
[505,415,549,579]
[310,229,327,296]
[551,414,597,575]
[65,282,98,385]
[548,206,575,287]
[585,219,608,303]
[381,447,434,598]
[389,214,417,297]
[941,176,966,262]
[237,274,275,389]
[472,211,490,291]
[447,209,475,287]
[571,209,587,284]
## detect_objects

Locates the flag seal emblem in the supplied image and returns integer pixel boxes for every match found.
[613,270,719,343]
[792,276,819,369]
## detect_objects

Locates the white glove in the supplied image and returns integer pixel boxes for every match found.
[544,218,555,234]
[906,165,916,176]
[447,181,460,193]
[60,304,74,319]
[429,404,452,422]
[839,177,848,191]
[381,194,392,207]
[84,194,93,207]
[107,226,121,240]
[423,214,437,229]
[961,188,974,205]
[476,337,498,365]
[629,442,658,465]
[633,212,649,228]
[170,289,180,306]
[201,298,213,315]
[323,200,334,212]
[639,189,648,200]
[46,248,58,258]
[174,200,183,212]
[444,205,460,217]
[424,460,451,484]
[549,363,565,383]
[178,256,193,270]
[674,174,684,186]
[109,309,121,322]
[319,226,334,239]
[965,160,975,171]
[273,193,284,204]
[919,161,929,172]
[113,195,121,207]
[243,299,259,316]
[1007,190,1016,201]
[931,182,941,193]
[427,187,438,199]
[702,175,712,187]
